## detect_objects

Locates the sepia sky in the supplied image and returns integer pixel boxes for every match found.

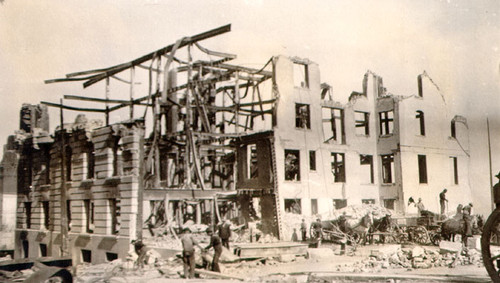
[1,0,500,214]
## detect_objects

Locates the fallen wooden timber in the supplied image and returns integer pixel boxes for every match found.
[232,242,308,259]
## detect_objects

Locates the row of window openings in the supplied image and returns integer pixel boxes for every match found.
[296,105,459,142]
[24,199,120,235]
[284,198,394,214]
[21,242,117,263]
[284,150,459,185]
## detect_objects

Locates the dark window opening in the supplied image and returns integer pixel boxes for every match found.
[311,199,318,215]
[381,154,394,184]
[22,240,29,258]
[309,151,316,171]
[248,144,258,179]
[67,200,71,231]
[451,121,456,138]
[81,249,92,263]
[362,199,375,205]
[360,155,374,184]
[418,155,428,184]
[293,63,309,88]
[384,199,395,210]
[113,137,123,176]
[42,201,50,230]
[39,243,47,257]
[87,143,95,179]
[44,150,51,185]
[355,111,370,136]
[333,199,347,209]
[65,146,72,181]
[417,75,423,97]
[379,111,394,136]
[284,150,300,181]
[295,104,311,129]
[25,202,32,229]
[106,252,118,262]
[416,111,425,136]
[331,152,345,182]
[322,107,345,143]
[84,200,94,233]
[451,156,459,185]
[110,199,121,235]
[284,199,301,214]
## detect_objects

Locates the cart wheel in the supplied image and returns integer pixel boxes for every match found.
[430,233,441,246]
[481,208,500,282]
[412,226,430,245]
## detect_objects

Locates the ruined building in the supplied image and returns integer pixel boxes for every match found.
[0,25,471,263]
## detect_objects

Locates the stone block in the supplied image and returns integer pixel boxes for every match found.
[278,254,296,263]
[467,236,481,250]
[439,240,462,254]
[307,248,334,260]
[411,246,425,258]
[370,244,401,257]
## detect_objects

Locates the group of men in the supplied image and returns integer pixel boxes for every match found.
[180,220,232,279]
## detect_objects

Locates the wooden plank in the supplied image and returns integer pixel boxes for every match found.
[40,101,106,113]
[82,24,231,88]
[194,42,237,59]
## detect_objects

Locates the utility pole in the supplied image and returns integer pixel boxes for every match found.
[59,99,69,256]
[488,117,495,212]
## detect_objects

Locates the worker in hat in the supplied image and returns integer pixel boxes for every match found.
[462,203,473,245]
[494,171,500,208]
[416,198,425,217]
[439,189,448,215]
[204,227,223,273]
[181,227,204,278]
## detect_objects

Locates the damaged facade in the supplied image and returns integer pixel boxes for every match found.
[0,25,472,263]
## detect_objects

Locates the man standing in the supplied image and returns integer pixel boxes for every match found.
[181,228,203,279]
[311,218,323,247]
[219,220,231,250]
[300,219,307,241]
[493,172,500,208]
[439,189,448,215]
[462,203,473,244]
[204,227,222,273]
[416,198,425,216]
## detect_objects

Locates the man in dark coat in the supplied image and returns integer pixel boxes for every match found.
[219,220,231,250]
[204,227,223,273]
[300,219,307,241]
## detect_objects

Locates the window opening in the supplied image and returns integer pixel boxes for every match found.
[360,155,374,184]
[418,155,428,184]
[113,137,123,176]
[109,198,121,235]
[25,202,32,229]
[39,243,47,257]
[248,144,258,179]
[333,199,347,209]
[65,146,72,181]
[81,249,92,263]
[451,121,456,138]
[309,150,316,171]
[293,63,309,88]
[311,199,318,215]
[384,199,395,210]
[355,111,370,136]
[284,150,300,181]
[322,107,345,143]
[106,252,118,262]
[381,154,394,184]
[331,152,345,182]
[67,200,71,231]
[379,111,394,136]
[450,156,459,185]
[84,200,94,233]
[87,143,95,179]
[362,199,375,204]
[416,111,425,136]
[295,104,311,129]
[417,75,423,97]
[42,201,50,230]
[284,199,301,214]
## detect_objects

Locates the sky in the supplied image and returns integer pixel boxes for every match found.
[1,0,500,215]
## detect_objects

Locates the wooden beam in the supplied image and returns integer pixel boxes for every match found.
[194,42,237,59]
[82,24,231,88]
[41,101,106,113]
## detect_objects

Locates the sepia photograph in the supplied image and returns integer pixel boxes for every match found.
[1,1,500,282]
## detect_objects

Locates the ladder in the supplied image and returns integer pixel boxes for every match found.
[270,138,283,240]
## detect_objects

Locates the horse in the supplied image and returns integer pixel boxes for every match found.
[342,212,374,245]
[441,214,482,243]
[367,214,392,244]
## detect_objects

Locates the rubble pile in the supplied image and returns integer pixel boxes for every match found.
[334,245,483,273]
[234,222,279,244]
